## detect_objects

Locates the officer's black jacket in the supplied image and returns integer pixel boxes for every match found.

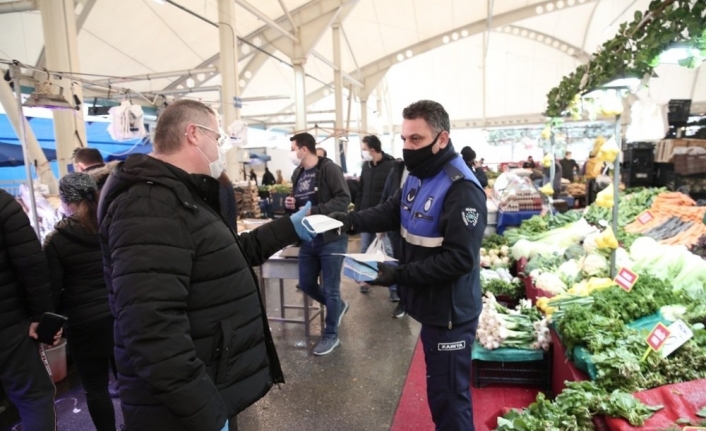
[349,143,487,327]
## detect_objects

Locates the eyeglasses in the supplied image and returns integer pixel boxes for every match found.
[193,124,229,147]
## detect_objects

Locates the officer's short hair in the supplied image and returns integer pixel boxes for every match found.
[402,100,450,136]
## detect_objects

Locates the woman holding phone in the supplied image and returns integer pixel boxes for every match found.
[44,172,116,431]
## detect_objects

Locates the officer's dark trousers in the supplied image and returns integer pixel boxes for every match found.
[420,318,478,431]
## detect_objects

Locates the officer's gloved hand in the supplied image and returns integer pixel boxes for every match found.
[220,420,229,431]
[328,212,352,233]
[290,201,315,242]
[369,262,397,287]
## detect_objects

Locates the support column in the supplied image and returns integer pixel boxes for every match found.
[38,0,86,177]
[0,74,58,194]
[218,0,242,181]
[332,21,343,165]
[360,98,368,135]
[293,59,307,132]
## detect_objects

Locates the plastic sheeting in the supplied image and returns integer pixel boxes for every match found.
[605,378,706,430]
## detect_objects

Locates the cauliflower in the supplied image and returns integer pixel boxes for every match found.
[579,253,608,277]
[534,272,567,295]
[582,232,600,254]
[558,260,581,283]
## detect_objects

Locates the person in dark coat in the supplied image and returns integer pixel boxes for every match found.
[44,173,116,431]
[380,159,408,318]
[218,172,238,231]
[73,147,105,173]
[0,189,60,431]
[97,99,315,431]
[355,135,396,297]
[331,100,487,431]
[286,133,351,356]
[261,167,276,186]
[460,146,488,188]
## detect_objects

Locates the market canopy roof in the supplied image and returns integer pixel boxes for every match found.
[0,0,704,133]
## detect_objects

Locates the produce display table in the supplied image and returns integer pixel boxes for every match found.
[549,329,611,430]
[604,378,706,431]
[550,329,589,396]
[496,210,542,235]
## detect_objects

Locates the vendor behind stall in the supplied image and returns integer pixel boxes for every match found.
[584,136,607,205]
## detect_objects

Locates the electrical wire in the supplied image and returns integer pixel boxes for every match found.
[164,0,334,89]
[142,0,204,61]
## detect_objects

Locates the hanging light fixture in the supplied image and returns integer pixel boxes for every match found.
[23,80,74,110]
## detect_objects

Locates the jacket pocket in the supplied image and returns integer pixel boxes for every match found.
[215,319,234,385]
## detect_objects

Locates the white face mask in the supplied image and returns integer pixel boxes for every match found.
[196,132,229,179]
[289,149,302,167]
[361,150,373,162]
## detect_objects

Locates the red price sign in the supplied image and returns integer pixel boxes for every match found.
[614,267,639,292]
[646,323,671,352]
[637,211,654,224]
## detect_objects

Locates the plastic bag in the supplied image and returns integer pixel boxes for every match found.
[365,237,389,257]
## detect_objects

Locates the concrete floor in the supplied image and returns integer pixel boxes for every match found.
[0,238,423,431]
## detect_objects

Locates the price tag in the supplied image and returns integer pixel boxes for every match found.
[598,219,608,227]
[661,320,693,358]
[614,267,639,292]
[682,427,706,430]
[637,211,654,224]
[646,322,671,352]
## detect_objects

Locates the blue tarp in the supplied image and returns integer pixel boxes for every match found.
[0,115,151,180]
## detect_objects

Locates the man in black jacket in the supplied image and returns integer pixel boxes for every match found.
[461,146,488,188]
[73,147,105,173]
[98,99,315,431]
[331,100,487,431]
[286,133,351,356]
[355,135,396,298]
[0,189,60,431]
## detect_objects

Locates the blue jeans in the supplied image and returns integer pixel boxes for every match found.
[298,235,348,338]
[359,232,397,294]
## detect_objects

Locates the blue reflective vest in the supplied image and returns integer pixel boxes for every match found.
[400,156,483,248]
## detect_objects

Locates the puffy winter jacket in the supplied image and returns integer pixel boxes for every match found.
[98,155,299,431]
[43,216,112,345]
[355,153,395,211]
[0,189,53,330]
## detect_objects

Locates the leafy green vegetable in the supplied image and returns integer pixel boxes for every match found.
[495,381,662,430]
[481,278,523,300]
[482,234,509,250]
[584,188,665,227]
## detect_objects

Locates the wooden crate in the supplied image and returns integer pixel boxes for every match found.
[656,139,706,162]
[673,154,706,175]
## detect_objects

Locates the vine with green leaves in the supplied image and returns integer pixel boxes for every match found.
[545,0,706,118]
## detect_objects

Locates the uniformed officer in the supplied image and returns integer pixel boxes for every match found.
[331,100,487,430]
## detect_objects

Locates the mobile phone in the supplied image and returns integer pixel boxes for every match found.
[36,312,68,345]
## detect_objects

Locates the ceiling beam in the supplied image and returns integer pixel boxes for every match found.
[162,0,359,93]
[275,0,597,115]
[234,0,298,43]
[36,0,97,68]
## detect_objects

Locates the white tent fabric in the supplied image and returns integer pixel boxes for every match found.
[0,0,704,133]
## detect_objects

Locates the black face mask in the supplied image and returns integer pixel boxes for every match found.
[403,132,441,171]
